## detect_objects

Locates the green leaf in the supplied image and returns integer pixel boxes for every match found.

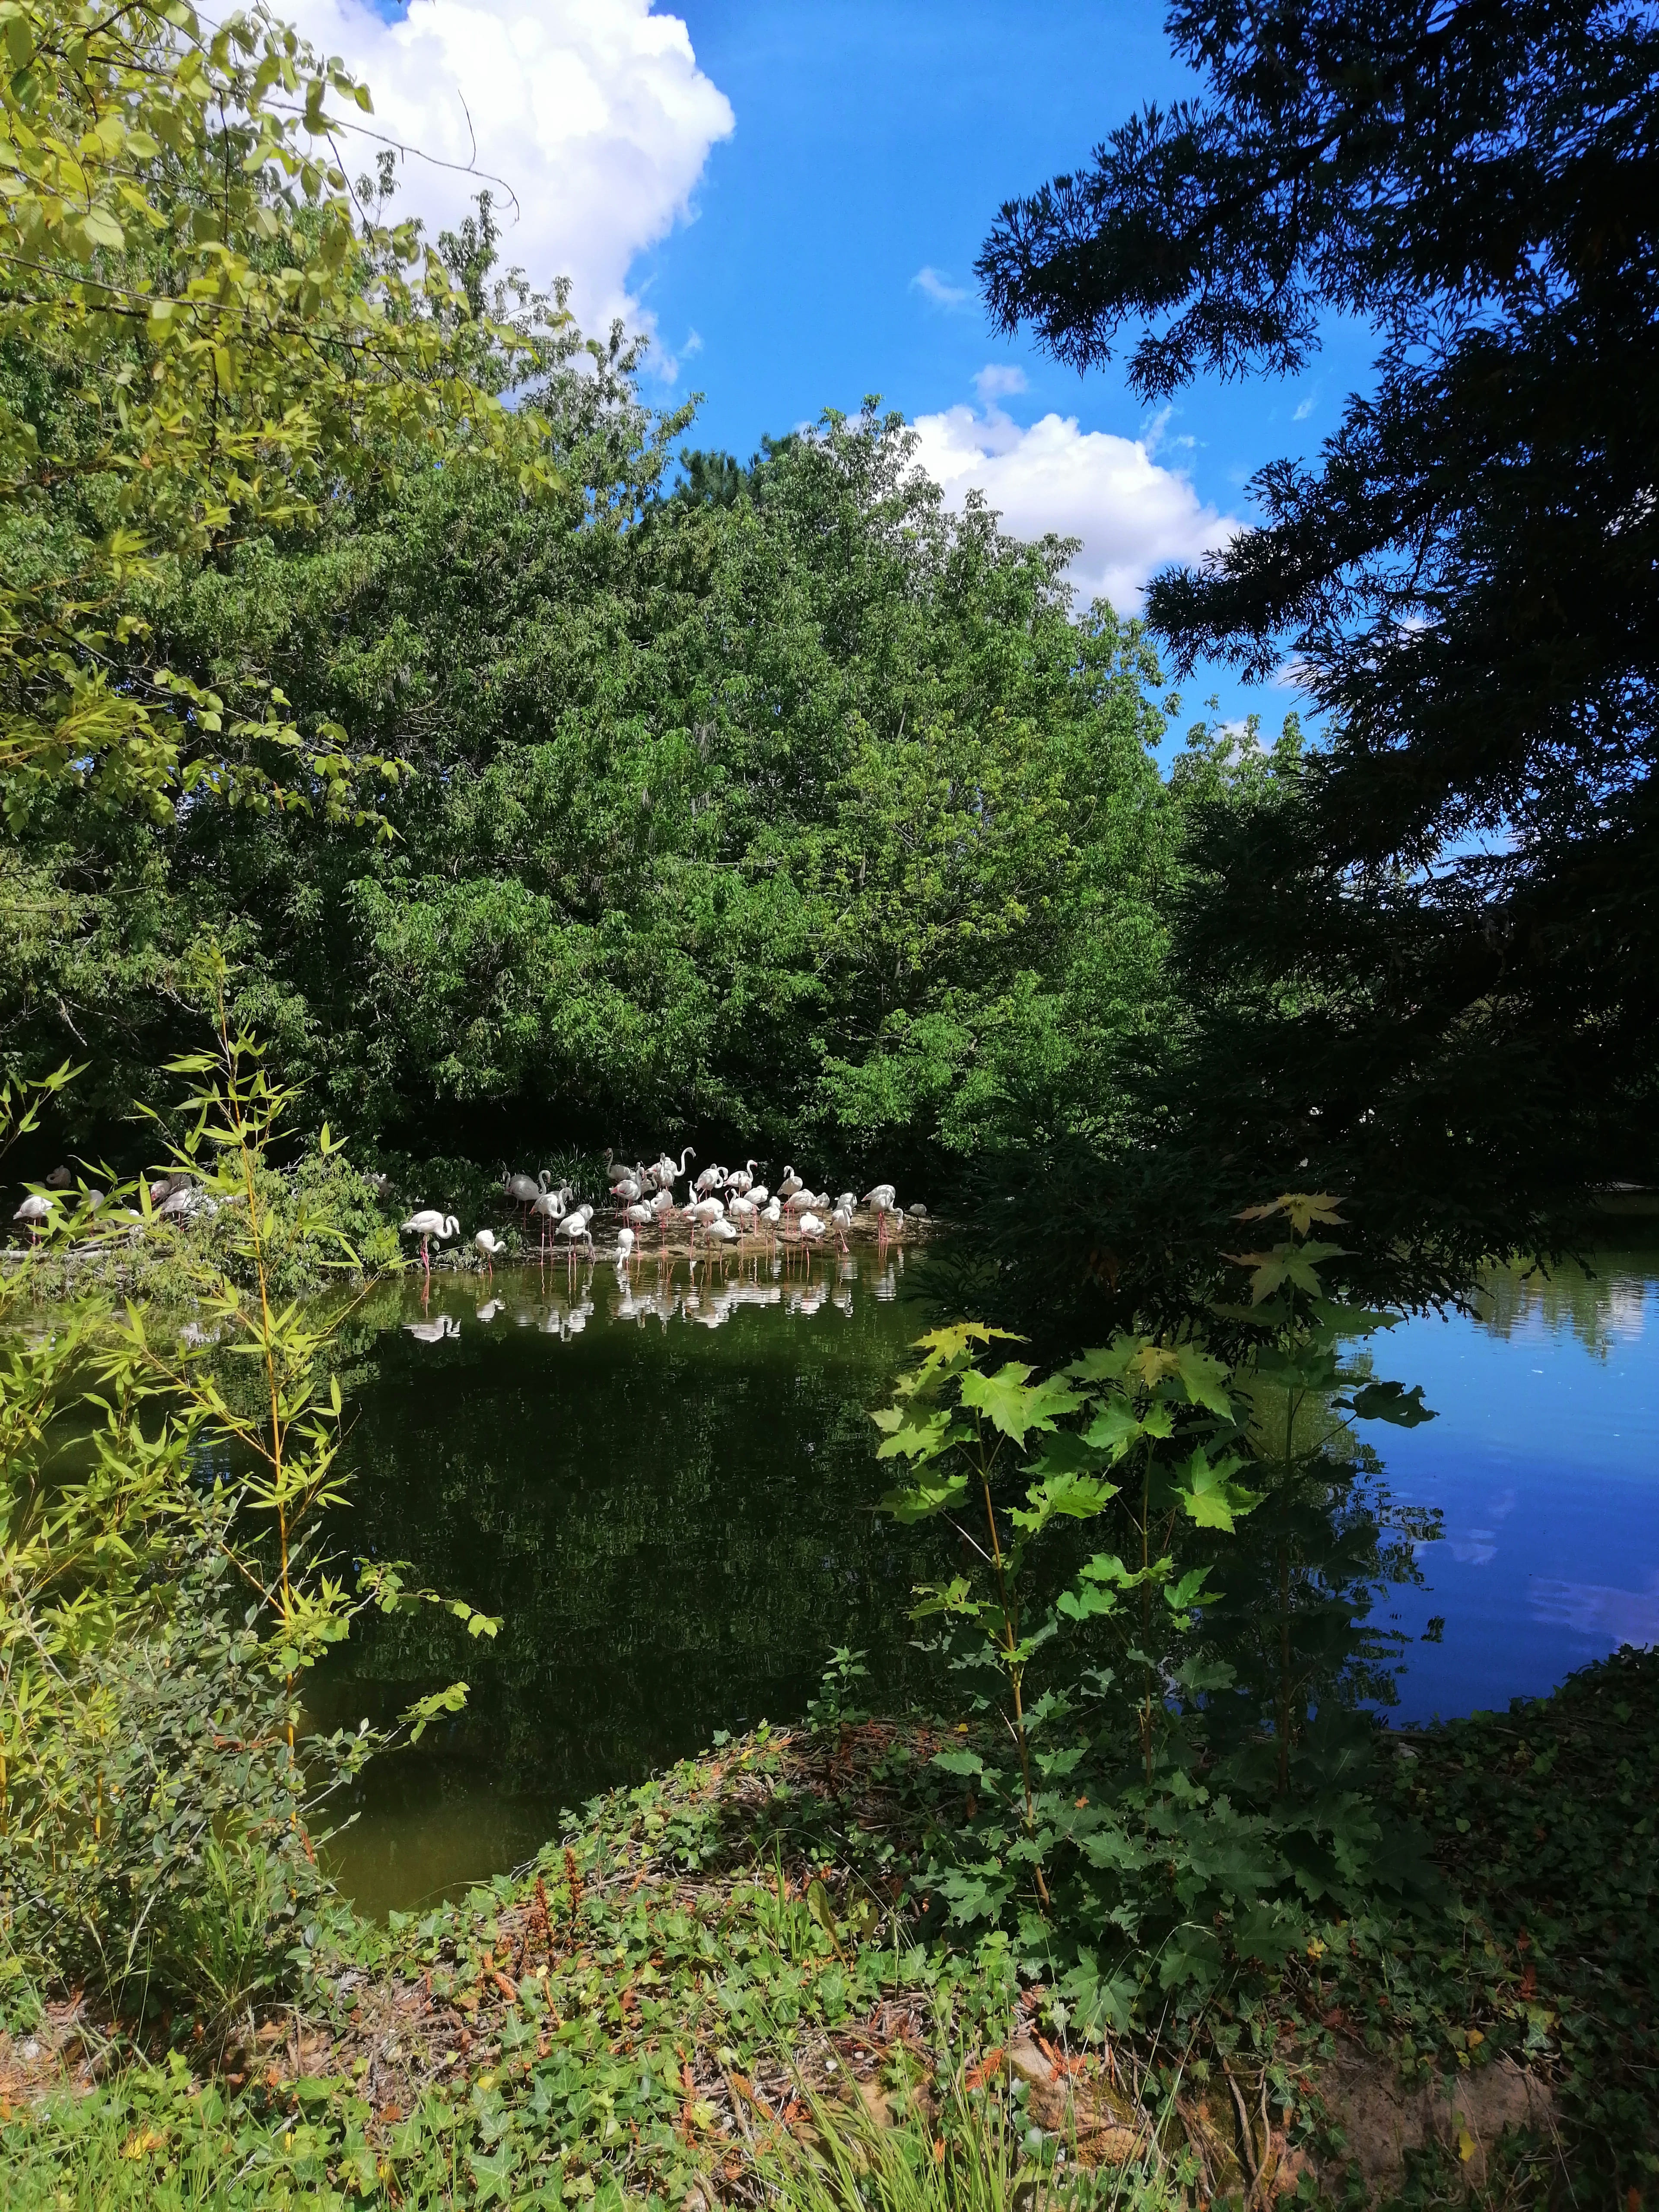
[1176,1447,1258,1532]
[912,1322,1025,1360]
[877,1469,969,1523]
[874,1407,966,1462]
[1057,1580,1119,1621]
[1170,1341,1235,1417]
[1009,1468,1119,1535]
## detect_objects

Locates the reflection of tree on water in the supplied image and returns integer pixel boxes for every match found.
[1474,1252,1656,1362]
[1190,1373,1442,1784]
[308,1259,941,1907]
[306,1257,1446,1910]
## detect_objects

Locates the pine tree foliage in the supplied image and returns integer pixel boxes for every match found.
[979,0,1659,1279]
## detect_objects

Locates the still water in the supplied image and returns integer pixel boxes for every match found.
[318,1234,1659,1916]
[1375,1238,1659,1720]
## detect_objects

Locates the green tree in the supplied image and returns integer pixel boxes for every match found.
[979,0,1659,1286]
[0,0,556,827]
[4,371,1179,1185]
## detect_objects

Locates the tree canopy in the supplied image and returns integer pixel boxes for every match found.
[979,0,1659,1297]
[0,0,555,827]
[2,148,1179,1182]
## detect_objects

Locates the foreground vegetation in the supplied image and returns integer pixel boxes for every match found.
[5,1648,1654,2207]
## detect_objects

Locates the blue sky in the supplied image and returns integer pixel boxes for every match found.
[315,0,1382,736]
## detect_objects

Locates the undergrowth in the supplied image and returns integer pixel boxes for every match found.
[4,1652,1656,2207]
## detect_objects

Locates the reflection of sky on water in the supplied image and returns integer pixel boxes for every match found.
[1378,1252,1659,1720]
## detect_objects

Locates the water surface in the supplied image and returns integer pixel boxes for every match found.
[317,1234,1659,1913]
[318,1246,936,1915]
[1371,1240,1659,1720]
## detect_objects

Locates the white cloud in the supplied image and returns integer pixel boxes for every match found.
[973,363,1027,401]
[285,0,733,372]
[910,265,971,309]
[909,388,1238,613]
[1292,393,1317,421]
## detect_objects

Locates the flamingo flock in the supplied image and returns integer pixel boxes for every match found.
[400,1151,922,1278]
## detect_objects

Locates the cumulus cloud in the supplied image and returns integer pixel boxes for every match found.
[909,383,1238,613]
[973,364,1027,401]
[284,0,733,371]
[910,265,971,308]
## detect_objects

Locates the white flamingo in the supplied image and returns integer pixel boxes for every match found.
[830,1203,853,1251]
[401,1210,459,1277]
[651,1147,694,1191]
[693,1162,725,1197]
[747,1183,770,1209]
[862,1183,896,1213]
[12,1192,53,1243]
[529,1185,570,1255]
[798,1211,827,1251]
[778,1166,803,1201]
[558,1207,594,1255]
[474,1228,507,1275]
[616,1226,636,1268]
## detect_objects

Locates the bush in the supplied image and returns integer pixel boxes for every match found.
[1,1512,364,2030]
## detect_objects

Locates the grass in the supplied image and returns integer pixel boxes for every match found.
[5,1659,1658,2208]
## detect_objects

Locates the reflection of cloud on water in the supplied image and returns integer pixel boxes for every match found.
[1446,1486,1516,1567]
[1606,1281,1647,1338]
[1531,1570,1659,1648]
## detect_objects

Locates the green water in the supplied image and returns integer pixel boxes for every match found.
[315,1245,939,1916]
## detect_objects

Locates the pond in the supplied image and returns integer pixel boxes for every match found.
[316,1229,1659,1917]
